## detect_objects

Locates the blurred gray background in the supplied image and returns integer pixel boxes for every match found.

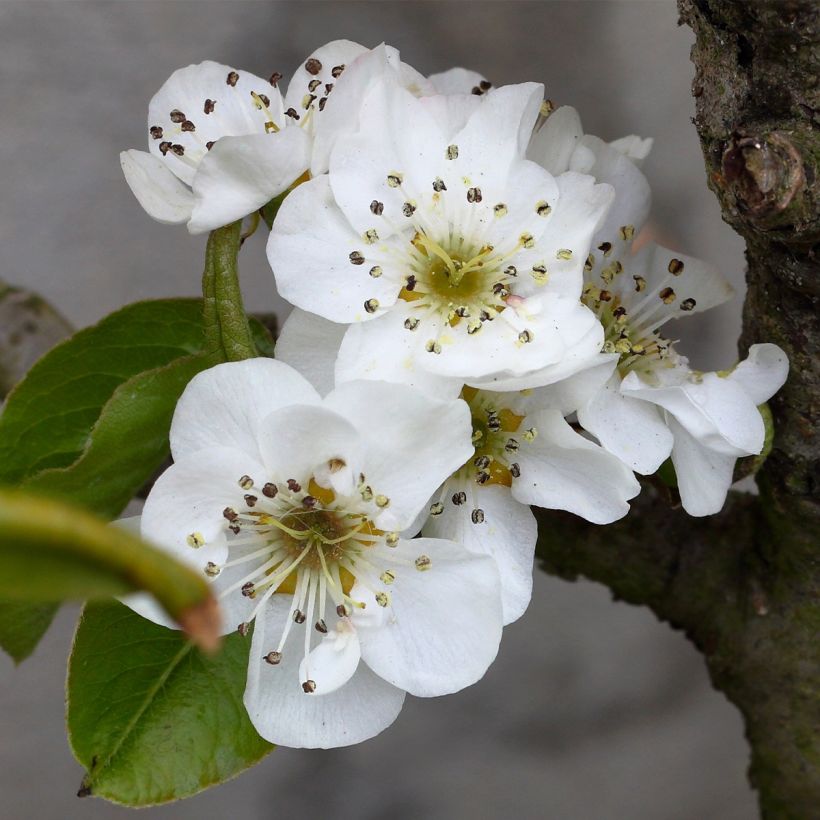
[0,2,755,819]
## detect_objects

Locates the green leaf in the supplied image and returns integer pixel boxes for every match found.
[24,355,208,517]
[202,221,257,362]
[0,489,219,649]
[0,299,273,661]
[0,299,207,485]
[69,601,273,805]
[0,600,58,664]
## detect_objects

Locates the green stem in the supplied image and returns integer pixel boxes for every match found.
[202,221,257,363]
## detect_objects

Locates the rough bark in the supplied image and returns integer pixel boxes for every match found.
[0,282,72,399]
[538,3,819,816]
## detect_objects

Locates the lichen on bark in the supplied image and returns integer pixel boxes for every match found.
[537,3,819,816]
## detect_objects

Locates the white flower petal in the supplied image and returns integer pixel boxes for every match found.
[626,243,734,319]
[335,304,464,399]
[728,343,789,406]
[526,105,583,175]
[454,82,544,174]
[575,135,651,246]
[256,404,363,496]
[423,296,601,382]
[512,407,640,523]
[310,43,401,176]
[422,479,536,624]
[148,60,279,186]
[170,359,320,462]
[245,594,405,748]
[621,367,765,456]
[120,150,194,225]
[669,416,737,517]
[298,620,361,697]
[354,537,502,696]
[578,372,673,474]
[419,93,483,141]
[469,322,608,393]
[189,128,311,234]
[275,308,346,396]
[323,381,474,530]
[516,172,614,299]
[284,39,369,124]
[140,446,267,571]
[609,134,654,166]
[117,515,182,630]
[268,175,400,322]
[328,79,444,236]
[427,67,488,95]
[512,354,618,417]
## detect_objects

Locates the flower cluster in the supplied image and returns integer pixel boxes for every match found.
[121,41,788,748]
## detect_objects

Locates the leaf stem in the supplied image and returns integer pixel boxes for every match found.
[202,221,257,363]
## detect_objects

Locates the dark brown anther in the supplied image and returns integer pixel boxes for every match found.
[206,141,215,151]
[302,495,317,508]
[284,107,300,120]
[226,71,239,87]
[237,622,250,637]
[159,141,172,155]
[264,651,282,665]
[302,679,317,693]
[336,603,349,617]
[149,125,163,139]
[318,97,328,111]
[287,479,301,493]
[305,57,322,75]
[223,507,238,522]
[293,609,306,624]
[269,72,283,87]
[315,619,328,634]
[370,200,384,215]
[204,99,216,114]
[262,482,278,498]
[169,109,186,123]
[180,120,195,132]
[244,494,258,507]
[241,582,256,598]
[170,144,185,156]
[331,64,345,78]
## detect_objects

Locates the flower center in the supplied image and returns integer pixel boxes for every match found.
[457,387,535,487]
[582,283,675,379]
[188,465,431,694]
[393,231,533,341]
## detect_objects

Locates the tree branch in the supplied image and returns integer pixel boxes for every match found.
[536,2,819,815]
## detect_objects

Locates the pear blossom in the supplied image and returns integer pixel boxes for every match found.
[268,78,614,396]
[422,377,640,623]
[274,311,638,623]
[125,358,503,748]
[120,41,431,234]
[520,103,788,514]
[574,237,787,515]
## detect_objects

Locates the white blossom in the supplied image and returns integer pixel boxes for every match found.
[120,41,431,234]
[422,378,640,623]
[274,314,638,623]
[268,77,614,395]
[568,167,785,514]
[123,359,503,748]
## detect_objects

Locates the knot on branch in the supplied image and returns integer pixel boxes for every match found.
[721,132,804,227]
[716,128,820,247]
